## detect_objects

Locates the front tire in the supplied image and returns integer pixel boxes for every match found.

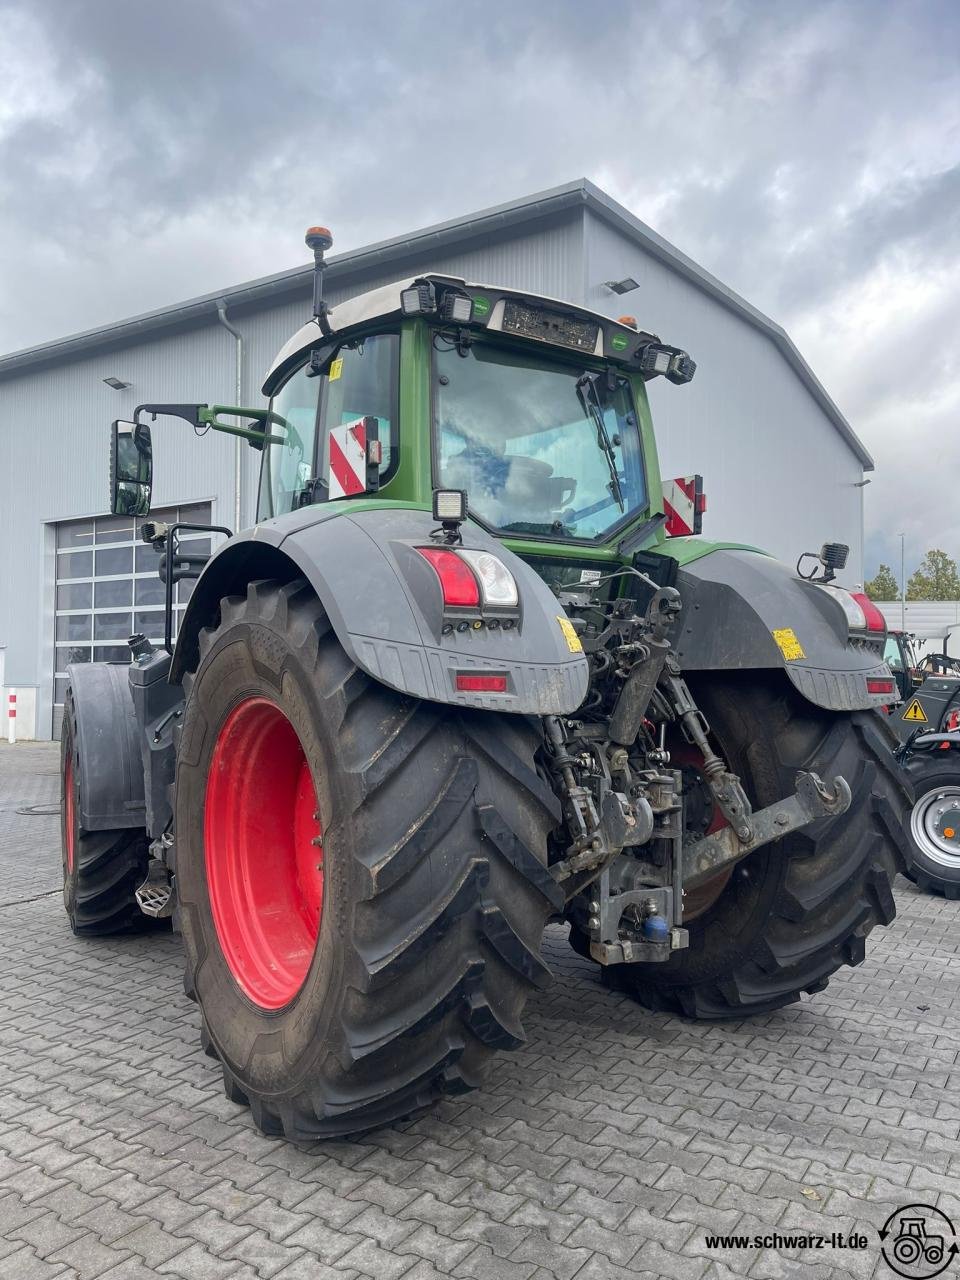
[902,756,960,898]
[597,676,912,1018]
[174,579,561,1138]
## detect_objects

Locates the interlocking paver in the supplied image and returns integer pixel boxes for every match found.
[0,1245,70,1280]
[1,739,959,1280]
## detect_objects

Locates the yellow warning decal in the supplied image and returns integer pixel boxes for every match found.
[556,615,583,654]
[902,698,928,723]
[772,628,806,662]
[329,356,343,381]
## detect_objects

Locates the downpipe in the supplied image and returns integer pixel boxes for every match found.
[215,300,243,532]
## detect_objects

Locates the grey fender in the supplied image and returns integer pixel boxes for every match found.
[171,504,589,715]
[66,662,146,830]
[673,549,892,712]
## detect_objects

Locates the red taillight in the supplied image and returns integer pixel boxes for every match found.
[867,678,895,695]
[850,593,886,632]
[416,547,481,607]
[455,673,508,693]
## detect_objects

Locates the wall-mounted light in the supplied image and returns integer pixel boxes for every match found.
[102,376,131,390]
[603,277,639,295]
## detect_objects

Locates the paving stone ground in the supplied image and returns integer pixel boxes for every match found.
[1,739,958,1280]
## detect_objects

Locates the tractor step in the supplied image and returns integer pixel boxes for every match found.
[135,860,174,918]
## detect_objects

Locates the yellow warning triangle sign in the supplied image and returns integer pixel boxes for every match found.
[902,698,928,723]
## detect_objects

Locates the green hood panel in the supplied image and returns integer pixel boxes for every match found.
[661,537,770,567]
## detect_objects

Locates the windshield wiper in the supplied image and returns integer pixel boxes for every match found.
[576,373,624,512]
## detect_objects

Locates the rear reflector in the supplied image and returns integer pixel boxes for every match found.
[455,673,507,693]
[416,547,480,607]
[850,593,886,632]
[866,678,895,695]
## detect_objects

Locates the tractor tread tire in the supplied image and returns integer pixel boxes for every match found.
[61,691,154,937]
[901,757,960,899]
[596,677,912,1020]
[174,578,559,1139]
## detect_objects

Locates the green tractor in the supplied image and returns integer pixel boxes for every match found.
[62,227,911,1138]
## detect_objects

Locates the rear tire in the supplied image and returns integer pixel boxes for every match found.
[588,676,912,1018]
[61,688,154,936]
[174,579,561,1139]
[902,756,960,898]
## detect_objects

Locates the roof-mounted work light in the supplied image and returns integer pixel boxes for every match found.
[638,343,697,385]
[400,282,437,315]
[440,292,473,324]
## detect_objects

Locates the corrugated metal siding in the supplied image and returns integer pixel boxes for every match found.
[583,214,866,585]
[0,325,237,737]
[875,601,960,655]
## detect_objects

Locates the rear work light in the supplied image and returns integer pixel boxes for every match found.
[455,673,508,693]
[416,546,519,612]
[400,282,436,315]
[849,592,886,632]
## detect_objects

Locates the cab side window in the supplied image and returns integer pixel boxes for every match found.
[317,334,399,492]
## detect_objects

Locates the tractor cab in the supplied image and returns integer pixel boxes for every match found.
[110,242,703,640]
[884,630,921,703]
[255,271,694,555]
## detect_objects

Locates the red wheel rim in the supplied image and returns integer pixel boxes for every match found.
[64,757,76,875]
[204,697,324,1010]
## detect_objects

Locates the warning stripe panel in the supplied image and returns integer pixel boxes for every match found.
[327,419,368,499]
[664,477,696,537]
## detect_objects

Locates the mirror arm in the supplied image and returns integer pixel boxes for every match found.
[130,403,283,446]
[199,405,285,445]
[134,403,208,428]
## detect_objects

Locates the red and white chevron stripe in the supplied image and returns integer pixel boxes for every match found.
[328,419,370,499]
[663,475,705,537]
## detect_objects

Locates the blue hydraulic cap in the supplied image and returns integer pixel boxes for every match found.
[641,913,670,943]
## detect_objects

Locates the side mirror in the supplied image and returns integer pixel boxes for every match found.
[110,419,153,516]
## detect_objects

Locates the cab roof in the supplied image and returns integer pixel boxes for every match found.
[262,274,658,395]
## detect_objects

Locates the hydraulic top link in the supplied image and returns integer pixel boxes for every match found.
[659,662,754,842]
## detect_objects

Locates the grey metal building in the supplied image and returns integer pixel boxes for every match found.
[0,179,873,739]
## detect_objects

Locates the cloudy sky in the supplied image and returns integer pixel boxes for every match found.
[1,0,957,578]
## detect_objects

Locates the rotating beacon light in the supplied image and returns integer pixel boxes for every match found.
[305,225,334,337]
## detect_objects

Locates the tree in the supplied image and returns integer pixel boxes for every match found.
[906,549,960,601]
[864,564,900,601]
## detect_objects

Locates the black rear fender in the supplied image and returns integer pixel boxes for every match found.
[171,506,589,715]
[675,549,892,712]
